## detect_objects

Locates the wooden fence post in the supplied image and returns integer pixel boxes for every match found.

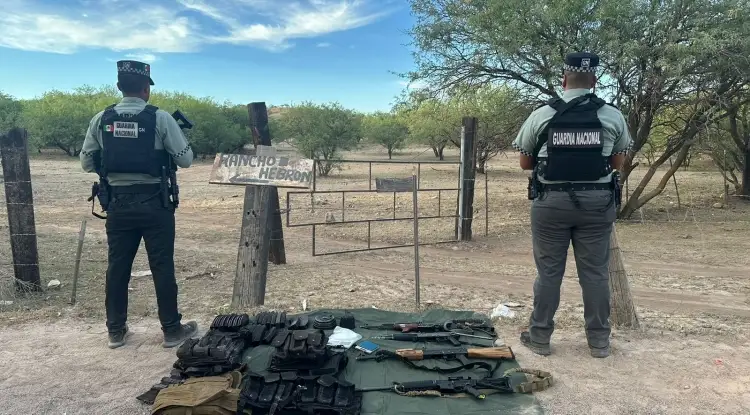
[0,128,41,291]
[248,102,286,265]
[458,117,477,241]
[232,186,271,307]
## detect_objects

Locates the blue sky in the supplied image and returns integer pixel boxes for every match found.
[0,0,421,112]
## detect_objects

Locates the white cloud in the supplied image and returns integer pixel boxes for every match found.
[316,42,332,48]
[184,0,390,51]
[125,53,158,63]
[0,0,390,55]
[0,5,196,54]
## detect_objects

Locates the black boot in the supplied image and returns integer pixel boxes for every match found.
[108,325,129,349]
[519,331,551,356]
[162,321,198,348]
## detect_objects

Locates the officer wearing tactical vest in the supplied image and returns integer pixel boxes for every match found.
[512,52,632,358]
[80,60,198,349]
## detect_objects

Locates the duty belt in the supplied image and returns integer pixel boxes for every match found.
[110,183,163,195]
[540,182,612,210]
[540,182,610,192]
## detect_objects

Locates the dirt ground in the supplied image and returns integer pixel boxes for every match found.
[1,145,750,414]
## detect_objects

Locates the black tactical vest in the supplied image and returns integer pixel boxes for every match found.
[99,104,169,177]
[535,93,611,182]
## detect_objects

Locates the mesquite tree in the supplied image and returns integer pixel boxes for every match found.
[405,0,750,218]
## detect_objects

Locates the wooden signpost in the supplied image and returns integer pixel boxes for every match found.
[209,102,312,308]
[209,151,314,188]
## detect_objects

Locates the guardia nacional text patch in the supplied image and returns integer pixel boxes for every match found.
[104,121,139,138]
[547,128,602,148]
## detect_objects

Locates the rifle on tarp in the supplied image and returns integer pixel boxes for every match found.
[358,368,554,397]
[372,331,497,347]
[361,319,496,336]
[357,376,513,399]
[356,346,515,376]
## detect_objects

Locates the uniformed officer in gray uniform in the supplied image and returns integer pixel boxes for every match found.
[512,52,632,358]
[80,60,198,349]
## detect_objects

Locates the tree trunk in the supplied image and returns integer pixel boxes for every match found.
[619,143,691,218]
[388,147,393,159]
[476,161,486,174]
[608,224,640,328]
[438,145,445,160]
[743,143,750,196]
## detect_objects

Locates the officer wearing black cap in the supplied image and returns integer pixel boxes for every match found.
[80,60,198,349]
[512,52,632,358]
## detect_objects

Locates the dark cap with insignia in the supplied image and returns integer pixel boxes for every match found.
[116,60,154,85]
[564,52,599,73]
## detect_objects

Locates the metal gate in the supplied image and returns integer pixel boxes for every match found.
[285,159,469,256]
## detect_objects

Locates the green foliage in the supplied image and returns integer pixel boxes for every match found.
[0,92,23,135]
[272,102,362,176]
[13,86,251,159]
[22,86,118,156]
[362,112,408,159]
[699,94,750,194]
[149,92,248,158]
[451,85,531,172]
[396,98,459,160]
[406,0,750,216]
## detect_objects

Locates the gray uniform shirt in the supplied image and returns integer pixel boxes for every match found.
[512,88,632,184]
[80,97,193,186]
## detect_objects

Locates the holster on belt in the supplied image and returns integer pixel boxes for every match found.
[527,166,540,200]
[87,177,110,219]
[160,166,170,209]
[611,171,622,207]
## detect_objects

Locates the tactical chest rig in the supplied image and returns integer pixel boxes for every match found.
[533,93,611,182]
[89,104,180,218]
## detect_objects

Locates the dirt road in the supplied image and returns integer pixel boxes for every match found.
[319,239,750,318]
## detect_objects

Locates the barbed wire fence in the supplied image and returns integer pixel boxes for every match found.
[0,134,747,333]
[0,165,480,313]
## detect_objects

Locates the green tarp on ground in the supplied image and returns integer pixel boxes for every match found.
[241,308,543,415]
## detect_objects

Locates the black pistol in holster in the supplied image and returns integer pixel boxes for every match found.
[88,150,110,219]
[611,170,622,207]
[527,166,540,200]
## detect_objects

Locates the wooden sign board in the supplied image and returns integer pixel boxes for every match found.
[376,177,414,193]
[209,152,314,188]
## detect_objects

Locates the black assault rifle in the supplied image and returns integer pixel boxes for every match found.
[357,376,514,399]
[372,331,496,347]
[88,151,110,219]
[161,110,194,209]
[356,346,515,376]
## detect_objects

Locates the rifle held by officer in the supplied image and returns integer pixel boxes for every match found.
[87,150,110,219]
[165,110,193,209]
[357,376,514,399]
[172,110,194,130]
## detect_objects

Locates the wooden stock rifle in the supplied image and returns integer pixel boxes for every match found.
[356,346,515,376]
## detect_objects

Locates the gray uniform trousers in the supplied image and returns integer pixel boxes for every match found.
[528,189,616,348]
